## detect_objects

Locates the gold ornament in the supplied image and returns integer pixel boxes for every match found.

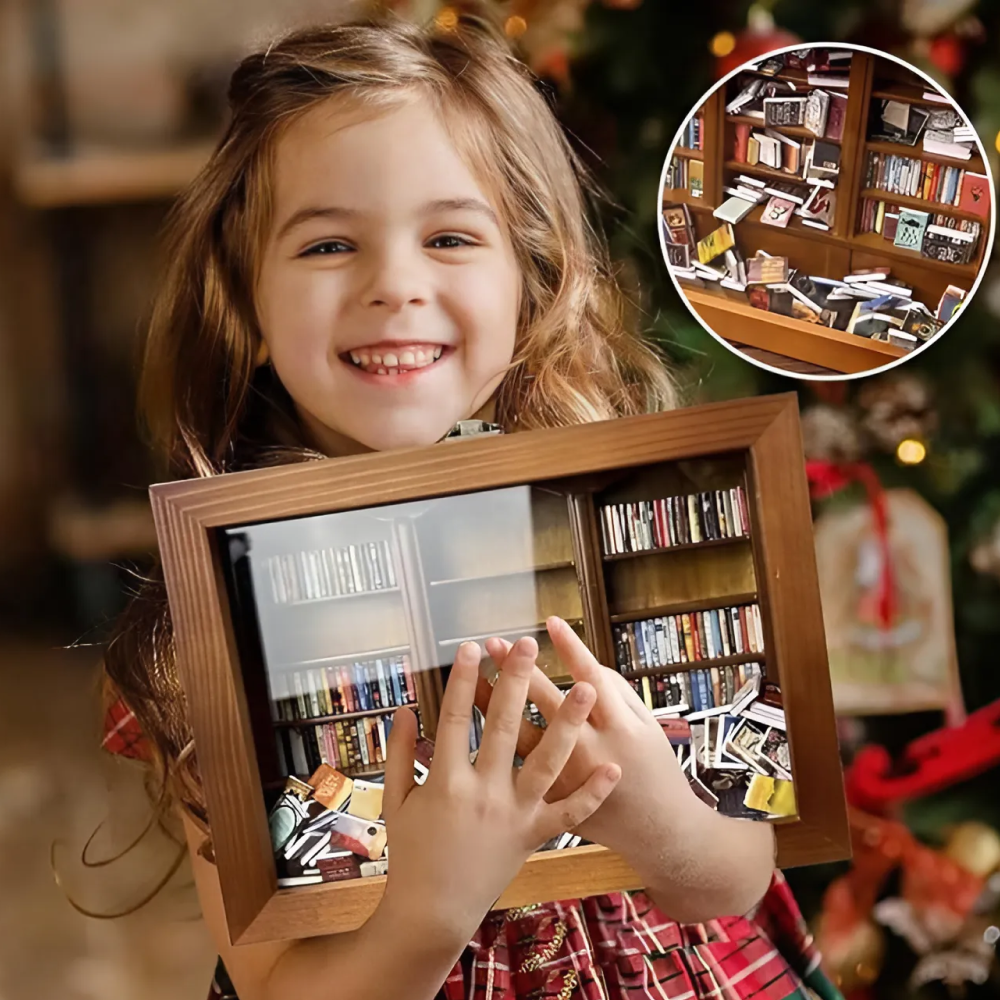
[943,822,1000,878]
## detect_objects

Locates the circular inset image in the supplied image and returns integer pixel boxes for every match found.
[659,44,996,379]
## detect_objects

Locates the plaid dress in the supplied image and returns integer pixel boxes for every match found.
[102,699,841,1000]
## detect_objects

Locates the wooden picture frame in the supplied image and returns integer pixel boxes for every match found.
[152,393,849,946]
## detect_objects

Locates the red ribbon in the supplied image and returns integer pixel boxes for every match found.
[806,460,895,629]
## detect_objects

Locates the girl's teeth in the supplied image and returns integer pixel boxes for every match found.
[348,346,447,374]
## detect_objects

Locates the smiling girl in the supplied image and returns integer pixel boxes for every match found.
[100,8,842,1000]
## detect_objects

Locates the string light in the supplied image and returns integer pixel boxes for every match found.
[435,6,458,31]
[504,15,528,38]
[897,439,927,465]
[995,129,1000,155]
[710,31,736,58]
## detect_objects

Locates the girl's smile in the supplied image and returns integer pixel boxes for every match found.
[342,340,450,378]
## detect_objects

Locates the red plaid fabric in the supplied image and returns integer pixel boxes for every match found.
[101,694,152,762]
[436,874,841,1000]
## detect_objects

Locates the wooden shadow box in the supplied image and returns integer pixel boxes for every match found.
[151,392,849,946]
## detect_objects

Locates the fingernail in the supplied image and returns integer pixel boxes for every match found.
[459,641,480,658]
[605,764,622,782]
[570,684,589,704]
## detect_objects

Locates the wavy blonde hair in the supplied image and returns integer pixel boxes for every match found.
[101,5,677,864]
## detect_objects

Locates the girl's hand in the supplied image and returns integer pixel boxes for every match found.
[379,636,621,948]
[477,617,703,867]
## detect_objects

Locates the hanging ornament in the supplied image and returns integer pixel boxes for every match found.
[801,405,863,463]
[713,3,799,79]
[856,372,937,453]
[813,487,962,715]
[928,32,967,77]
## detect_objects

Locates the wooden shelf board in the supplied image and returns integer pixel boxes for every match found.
[864,139,984,173]
[662,189,712,209]
[610,591,758,624]
[849,230,978,277]
[602,535,749,563]
[622,651,766,680]
[273,703,417,729]
[726,114,836,145]
[438,618,584,647]
[858,189,986,223]
[48,494,157,561]
[277,645,411,670]
[672,146,704,160]
[870,84,956,107]
[277,586,401,607]
[681,286,907,374]
[14,141,216,208]
[428,560,575,587]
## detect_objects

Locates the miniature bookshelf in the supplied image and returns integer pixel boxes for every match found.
[663,50,992,374]
[153,395,847,944]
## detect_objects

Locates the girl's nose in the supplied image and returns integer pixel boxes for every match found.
[360,244,430,311]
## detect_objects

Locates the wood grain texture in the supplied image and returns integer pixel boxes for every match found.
[841,52,875,240]
[151,395,849,943]
[683,287,906,374]
[748,403,851,868]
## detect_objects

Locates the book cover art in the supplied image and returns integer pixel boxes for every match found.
[689,159,705,198]
[746,255,789,284]
[894,208,931,251]
[936,284,967,323]
[958,172,991,220]
[696,223,735,264]
[812,140,841,172]
[800,185,836,226]
[747,286,771,311]
[734,122,751,162]
[825,92,847,141]
[764,96,807,127]
[665,242,691,268]
[760,196,795,228]
[804,89,830,137]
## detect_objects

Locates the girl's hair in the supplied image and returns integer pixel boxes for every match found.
[102,5,677,847]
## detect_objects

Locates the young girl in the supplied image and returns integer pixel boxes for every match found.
[100,9,843,1000]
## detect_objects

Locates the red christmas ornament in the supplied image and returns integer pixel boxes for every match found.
[715,28,801,79]
[928,33,966,77]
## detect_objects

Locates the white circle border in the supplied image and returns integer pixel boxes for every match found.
[656,41,998,382]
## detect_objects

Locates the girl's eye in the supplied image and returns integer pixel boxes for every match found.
[427,233,475,249]
[300,240,354,257]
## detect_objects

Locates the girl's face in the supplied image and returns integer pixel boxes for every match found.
[255,95,521,454]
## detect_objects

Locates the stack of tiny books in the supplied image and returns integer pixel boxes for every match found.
[668,238,966,349]
[270,737,584,887]
[655,674,795,821]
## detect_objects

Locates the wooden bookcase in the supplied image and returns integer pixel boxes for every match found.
[152,394,849,945]
[663,51,993,374]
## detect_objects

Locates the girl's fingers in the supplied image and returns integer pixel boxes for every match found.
[382,706,418,823]
[474,672,546,760]
[434,642,482,767]
[476,636,538,775]
[546,617,631,728]
[517,681,595,802]
[605,668,655,721]
[536,762,622,844]
[526,665,567,722]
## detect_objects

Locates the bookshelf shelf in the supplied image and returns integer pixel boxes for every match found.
[609,591,759,624]
[864,139,985,173]
[725,114,836,144]
[277,586,401,607]
[438,618,584,648]
[723,158,801,183]
[14,141,215,208]
[602,535,749,563]
[672,146,704,160]
[277,644,411,669]
[273,704,416,729]
[622,651,766,680]
[857,188,985,223]
[662,189,711,209]
[428,560,575,587]
[870,85,953,107]
[849,230,979,276]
